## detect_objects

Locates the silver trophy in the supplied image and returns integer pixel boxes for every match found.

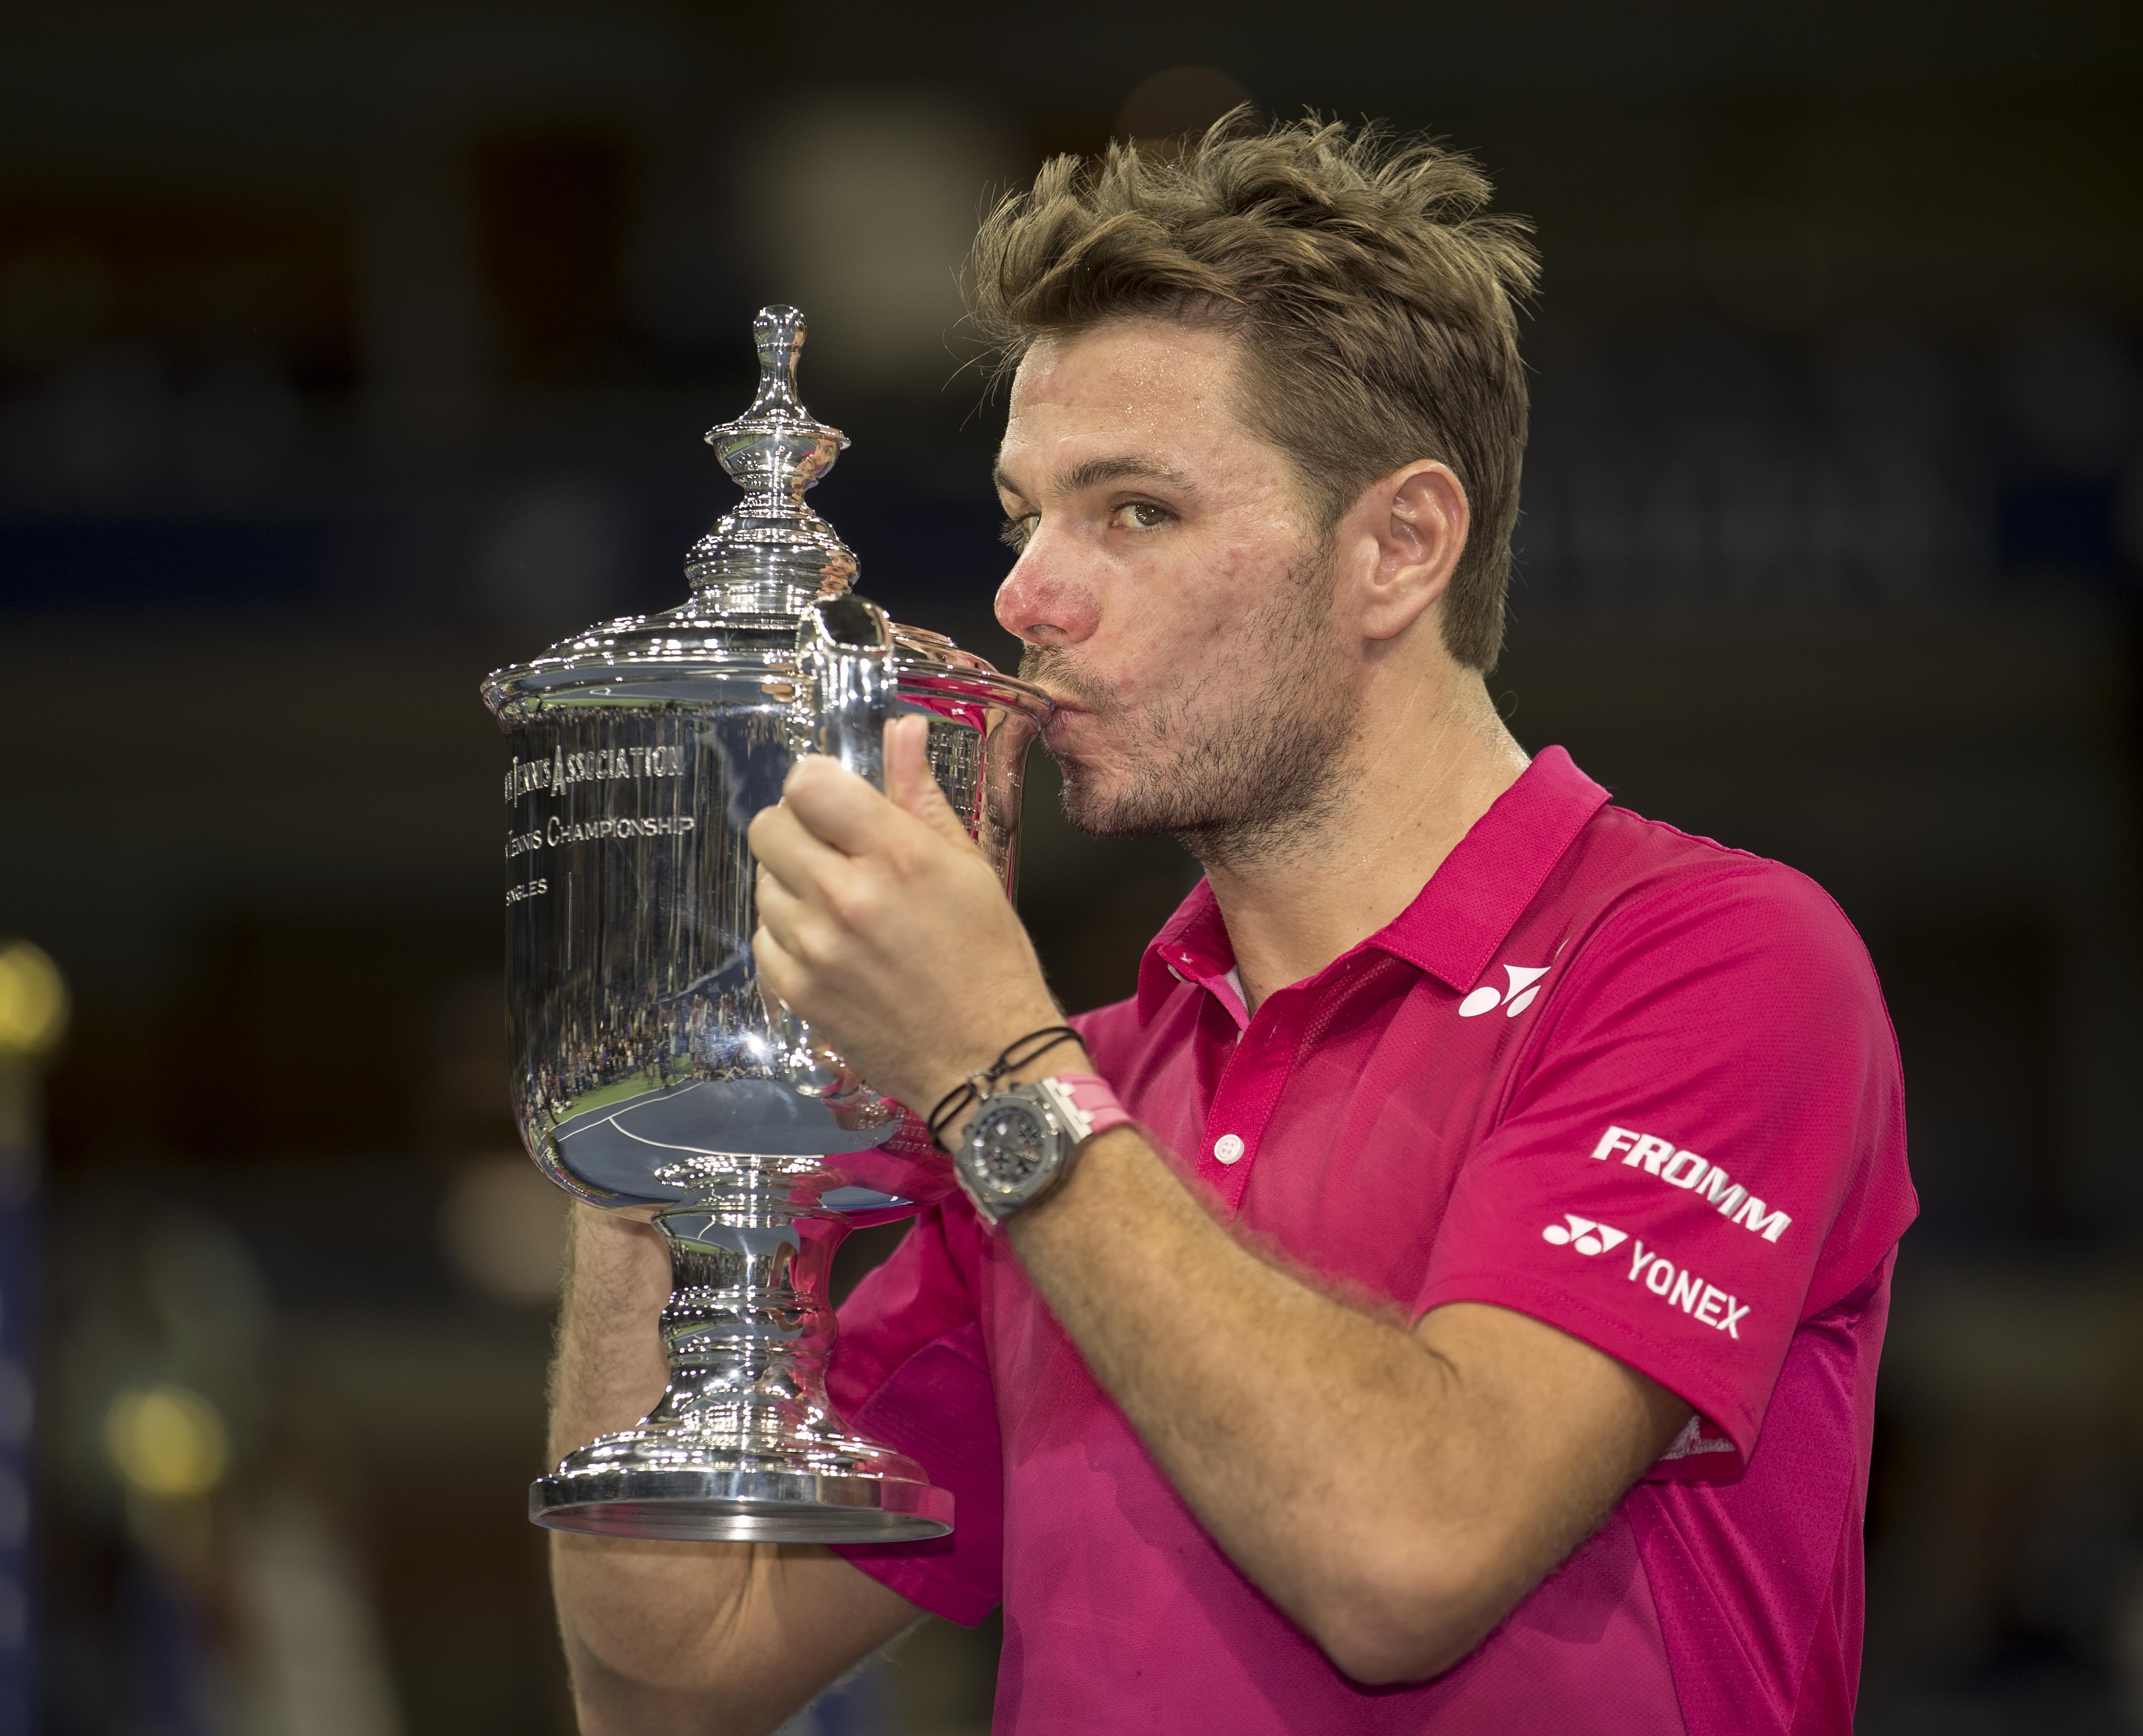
[482,306,1049,1542]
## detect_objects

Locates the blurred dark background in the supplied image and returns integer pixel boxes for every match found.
[2,2,2141,1732]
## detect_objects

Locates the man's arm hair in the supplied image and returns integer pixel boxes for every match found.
[547,1206,923,1736]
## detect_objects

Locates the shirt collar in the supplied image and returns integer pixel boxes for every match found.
[1134,746,1609,1021]
[1136,879,1234,1023]
[1365,746,1608,990]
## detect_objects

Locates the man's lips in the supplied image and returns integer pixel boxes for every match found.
[1020,657,1110,741]
[1024,673,1092,718]
[1038,695,1098,753]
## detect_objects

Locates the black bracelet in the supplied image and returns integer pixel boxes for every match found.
[926,1024,1083,1147]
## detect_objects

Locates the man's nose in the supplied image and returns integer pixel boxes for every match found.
[994,541,1098,648]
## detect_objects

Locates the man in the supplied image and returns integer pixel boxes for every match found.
[549,118,1915,1734]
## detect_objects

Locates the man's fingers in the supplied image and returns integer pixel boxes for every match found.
[747,795,845,890]
[782,737,976,860]
[884,716,973,847]
[752,868,810,951]
[779,754,899,856]
[751,924,800,1004]
[884,716,929,811]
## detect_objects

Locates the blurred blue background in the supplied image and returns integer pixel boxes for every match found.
[2,2,2141,1731]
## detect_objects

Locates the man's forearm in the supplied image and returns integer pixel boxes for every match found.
[545,1209,922,1735]
[1001,1134,1460,1648]
[550,1206,673,1462]
[547,1208,759,1709]
[1001,1128,1678,1681]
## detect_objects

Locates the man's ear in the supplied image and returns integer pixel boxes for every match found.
[1355,461,1469,643]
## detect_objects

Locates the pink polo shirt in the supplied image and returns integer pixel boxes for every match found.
[830,745,1916,1735]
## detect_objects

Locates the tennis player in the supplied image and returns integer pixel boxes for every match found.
[550,115,1915,1735]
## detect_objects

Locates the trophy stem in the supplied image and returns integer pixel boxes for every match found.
[530,1164,953,1543]
[645,1191,840,1437]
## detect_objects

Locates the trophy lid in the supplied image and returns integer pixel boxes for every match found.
[686,304,859,611]
[481,305,1039,719]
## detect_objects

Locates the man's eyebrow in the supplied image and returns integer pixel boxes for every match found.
[992,455,1192,501]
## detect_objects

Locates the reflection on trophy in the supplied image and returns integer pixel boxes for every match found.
[481,305,1050,1542]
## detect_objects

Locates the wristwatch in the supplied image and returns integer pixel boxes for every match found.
[953,1072,1131,1226]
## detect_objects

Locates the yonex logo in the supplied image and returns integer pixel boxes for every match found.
[1541,1214,1627,1256]
[1459,965,1550,1019]
[1624,1239,1750,1338]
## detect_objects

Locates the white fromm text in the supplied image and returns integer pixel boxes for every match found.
[1592,1125,1792,1243]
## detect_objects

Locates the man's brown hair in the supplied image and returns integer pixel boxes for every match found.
[968,113,1538,671]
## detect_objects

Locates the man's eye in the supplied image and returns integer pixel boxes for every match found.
[1116,501,1171,531]
[1000,515,1038,551]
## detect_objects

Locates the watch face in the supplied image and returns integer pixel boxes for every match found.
[969,1099,1053,1197]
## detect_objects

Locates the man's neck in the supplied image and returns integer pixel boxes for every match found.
[1201,670,1529,1013]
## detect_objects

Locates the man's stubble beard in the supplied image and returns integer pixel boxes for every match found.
[1020,544,1358,874]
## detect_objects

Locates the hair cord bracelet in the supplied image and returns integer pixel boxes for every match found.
[926,1024,1083,1148]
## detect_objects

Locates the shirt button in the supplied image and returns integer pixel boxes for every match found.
[1212,1133,1246,1165]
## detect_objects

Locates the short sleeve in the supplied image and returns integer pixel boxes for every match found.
[827,1201,1005,1624]
[1413,862,1915,1479]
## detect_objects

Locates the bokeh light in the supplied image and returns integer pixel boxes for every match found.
[102,1385,230,1501]
[0,942,67,1059]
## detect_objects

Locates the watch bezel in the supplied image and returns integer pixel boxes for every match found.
[956,1081,1081,1221]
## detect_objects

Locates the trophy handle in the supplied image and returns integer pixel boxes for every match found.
[777,594,895,1096]
[794,592,893,784]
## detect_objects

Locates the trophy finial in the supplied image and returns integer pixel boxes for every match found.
[688,305,858,607]
[749,305,808,419]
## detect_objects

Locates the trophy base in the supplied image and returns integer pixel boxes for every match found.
[530,1431,953,1543]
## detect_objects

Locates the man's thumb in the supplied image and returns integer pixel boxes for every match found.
[885,715,971,844]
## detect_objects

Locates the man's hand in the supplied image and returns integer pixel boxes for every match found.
[747,714,1067,1118]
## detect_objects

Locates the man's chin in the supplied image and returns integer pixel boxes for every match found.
[1056,768,1134,838]
[1058,769,1192,842]
[1056,769,1112,836]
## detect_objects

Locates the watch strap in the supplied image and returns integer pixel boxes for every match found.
[956,1073,1132,1229]
[1035,1073,1132,1144]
